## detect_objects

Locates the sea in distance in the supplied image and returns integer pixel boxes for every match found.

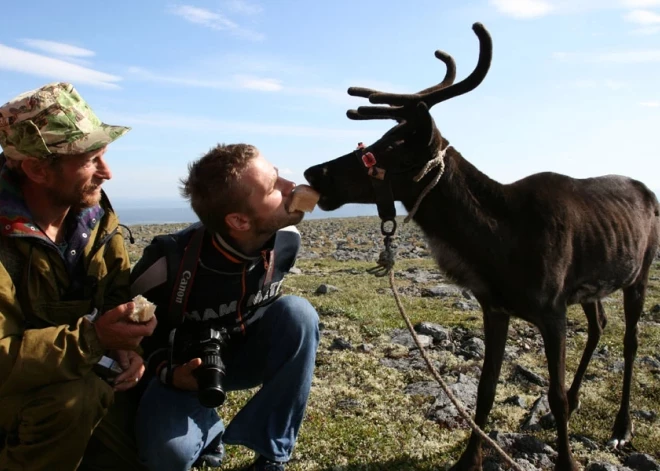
[112,198,404,225]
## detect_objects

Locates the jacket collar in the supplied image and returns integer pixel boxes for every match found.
[212,232,276,264]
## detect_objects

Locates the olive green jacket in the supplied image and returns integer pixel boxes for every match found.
[0,167,131,398]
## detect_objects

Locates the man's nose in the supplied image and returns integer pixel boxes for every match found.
[281,178,295,196]
[96,156,112,180]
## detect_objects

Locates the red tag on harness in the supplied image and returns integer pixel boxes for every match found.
[362,152,376,168]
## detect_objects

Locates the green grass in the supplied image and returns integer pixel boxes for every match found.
[195,257,660,470]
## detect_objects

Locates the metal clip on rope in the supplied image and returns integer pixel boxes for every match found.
[367,219,397,277]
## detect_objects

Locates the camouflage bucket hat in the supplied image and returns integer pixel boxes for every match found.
[0,82,130,160]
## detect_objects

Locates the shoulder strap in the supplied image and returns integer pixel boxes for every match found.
[167,225,205,325]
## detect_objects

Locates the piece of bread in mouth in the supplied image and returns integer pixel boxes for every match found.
[289,185,320,213]
[128,295,156,323]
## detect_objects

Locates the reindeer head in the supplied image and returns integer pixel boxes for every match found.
[304,23,492,215]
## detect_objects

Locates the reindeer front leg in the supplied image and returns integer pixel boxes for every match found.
[541,312,580,471]
[450,309,509,471]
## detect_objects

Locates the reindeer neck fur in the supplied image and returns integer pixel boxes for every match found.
[399,137,511,299]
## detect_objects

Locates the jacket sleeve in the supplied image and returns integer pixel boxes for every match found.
[101,226,132,315]
[0,265,105,397]
[0,226,131,397]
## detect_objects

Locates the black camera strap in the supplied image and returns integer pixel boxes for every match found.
[167,225,205,326]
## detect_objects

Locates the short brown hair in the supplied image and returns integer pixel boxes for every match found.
[180,143,259,233]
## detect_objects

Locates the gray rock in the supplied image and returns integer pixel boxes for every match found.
[513,365,548,387]
[639,356,660,369]
[521,395,550,432]
[632,410,658,422]
[404,381,441,398]
[504,395,527,409]
[390,329,433,349]
[585,463,626,471]
[315,284,339,294]
[329,338,353,351]
[573,434,599,451]
[461,337,486,360]
[357,343,374,353]
[624,453,660,471]
[453,300,478,311]
[427,374,479,428]
[421,284,462,298]
[415,322,451,342]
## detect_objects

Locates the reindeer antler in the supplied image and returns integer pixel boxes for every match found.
[347,22,492,121]
[348,50,457,100]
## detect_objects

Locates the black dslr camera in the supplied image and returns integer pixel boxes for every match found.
[170,322,230,408]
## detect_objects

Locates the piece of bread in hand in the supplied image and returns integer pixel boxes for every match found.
[289,185,320,213]
[128,295,156,323]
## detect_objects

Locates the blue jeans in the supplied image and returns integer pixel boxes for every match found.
[135,295,319,471]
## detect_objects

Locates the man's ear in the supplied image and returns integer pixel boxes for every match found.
[21,158,52,184]
[225,212,251,232]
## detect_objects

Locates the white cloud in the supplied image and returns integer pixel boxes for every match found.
[234,75,282,91]
[594,49,660,62]
[625,9,660,23]
[490,0,555,18]
[491,0,660,18]
[168,5,264,40]
[19,39,95,57]
[621,0,660,7]
[128,66,282,91]
[224,0,263,15]
[0,44,122,89]
[279,168,294,175]
[126,66,358,103]
[640,101,660,106]
[170,5,236,29]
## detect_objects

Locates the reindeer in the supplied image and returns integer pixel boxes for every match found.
[303,23,660,471]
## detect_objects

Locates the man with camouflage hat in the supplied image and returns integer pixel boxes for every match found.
[0,82,157,470]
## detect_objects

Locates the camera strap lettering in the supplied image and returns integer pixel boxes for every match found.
[168,225,205,325]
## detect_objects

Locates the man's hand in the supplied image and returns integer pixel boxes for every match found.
[94,302,157,350]
[112,350,145,392]
[172,358,202,391]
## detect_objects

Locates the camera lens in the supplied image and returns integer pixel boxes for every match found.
[195,354,226,408]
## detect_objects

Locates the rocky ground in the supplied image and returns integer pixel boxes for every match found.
[125,217,660,471]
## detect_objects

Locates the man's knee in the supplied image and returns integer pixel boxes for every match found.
[22,374,112,438]
[139,436,198,471]
[0,374,113,470]
[274,295,319,339]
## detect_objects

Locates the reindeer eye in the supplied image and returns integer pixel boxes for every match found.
[385,145,394,152]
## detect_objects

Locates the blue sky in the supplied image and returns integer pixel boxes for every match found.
[1,0,659,213]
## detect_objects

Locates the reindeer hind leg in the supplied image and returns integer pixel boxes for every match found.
[609,276,648,449]
[567,301,607,416]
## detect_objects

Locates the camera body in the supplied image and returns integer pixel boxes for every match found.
[170,321,230,408]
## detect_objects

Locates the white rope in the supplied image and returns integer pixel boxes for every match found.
[403,144,450,224]
[387,271,525,471]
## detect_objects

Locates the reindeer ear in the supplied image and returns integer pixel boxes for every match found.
[416,102,435,147]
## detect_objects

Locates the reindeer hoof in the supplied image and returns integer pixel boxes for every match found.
[609,421,634,449]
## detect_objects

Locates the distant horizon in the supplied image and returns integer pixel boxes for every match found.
[111,197,401,225]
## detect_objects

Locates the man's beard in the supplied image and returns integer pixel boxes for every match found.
[46,182,102,211]
[252,210,304,237]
